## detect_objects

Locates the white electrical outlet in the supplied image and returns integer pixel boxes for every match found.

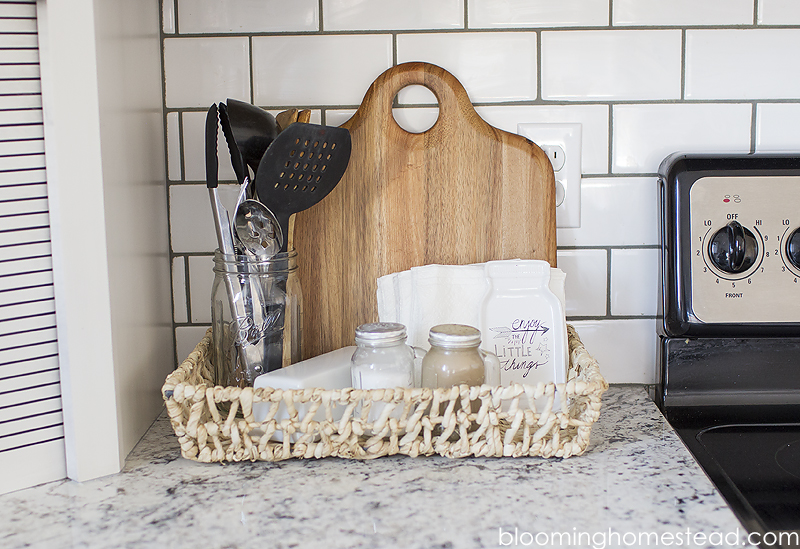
[517,123,582,228]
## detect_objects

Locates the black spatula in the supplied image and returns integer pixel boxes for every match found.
[254,123,351,252]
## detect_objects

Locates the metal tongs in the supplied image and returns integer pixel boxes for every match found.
[205,103,266,384]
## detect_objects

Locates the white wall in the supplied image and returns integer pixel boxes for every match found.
[162,0,800,384]
[38,0,171,481]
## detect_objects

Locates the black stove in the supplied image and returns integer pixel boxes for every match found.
[658,155,800,548]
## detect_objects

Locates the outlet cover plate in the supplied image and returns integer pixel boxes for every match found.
[517,123,582,228]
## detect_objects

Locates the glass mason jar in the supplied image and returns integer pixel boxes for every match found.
[421,324,500,389]
[211,249,302,388]
[350,322,416,390]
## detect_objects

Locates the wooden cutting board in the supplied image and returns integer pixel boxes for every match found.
[293,62,556,359]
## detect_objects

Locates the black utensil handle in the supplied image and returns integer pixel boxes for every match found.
[219,102,247,186]
[205,104,219,189]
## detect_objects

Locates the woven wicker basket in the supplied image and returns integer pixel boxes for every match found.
[162,325,607,462]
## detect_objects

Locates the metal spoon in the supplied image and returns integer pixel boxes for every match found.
[234,199,283,259]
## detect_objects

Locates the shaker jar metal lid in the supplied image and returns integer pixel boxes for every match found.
[355,322,407,345]
[428,324,481,348]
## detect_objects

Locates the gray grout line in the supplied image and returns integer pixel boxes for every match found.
[606,248,612,316]
[463,0,468,30]
[183,255,192,323]
[680,29,686,100]
[318,0,324,32]
[754,0,759,25]
[751,102,758,153]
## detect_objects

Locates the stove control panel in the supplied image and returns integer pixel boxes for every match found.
[690,176,800,323]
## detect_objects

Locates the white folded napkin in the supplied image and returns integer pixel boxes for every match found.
[377,262,566,351]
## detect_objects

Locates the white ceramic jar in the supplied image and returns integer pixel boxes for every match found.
[480,260,567,387]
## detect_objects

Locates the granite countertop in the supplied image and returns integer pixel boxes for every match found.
[0,387,749,549]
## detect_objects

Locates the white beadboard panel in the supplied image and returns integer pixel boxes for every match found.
[0,17,37,33]
[0,255,54,277]
[0,313,55,337]
[541,30,682,101]
[0,154,45,172]
[0,64,40,79]
[756,104,800,151]
[0,341,58,369]
[187,255,214,323]
[0,240,51,260]
[0,2,35,17]
[0,94,42,109]
[397,33,537,103]
[252,35,392,106]
[172,257,188,323]
[556,177,659,247]
[0,283,53,304]
[570,319,657,384]
[685,30,800,100]
[0,425,64,453]
[556,249,607,317]
[182,111,236,182]
[476,104,609,174]
[163,0,175,33]
[0,355,58,381]
[610,248,659,316]
[0,271,54,293]
[3,212,51,232]
[0,410,63,440]
[612,103,751,174]
[324,0,462,31]
[613,0,753,26]
[2,227,51,248]
[176,325,211,363]
[468,0,608,28]
[169,184,240,253]
[0,184,48,202]
[0,79,40,95]
[0,371,59,397]
[163,37,250,108]
[177,0,318,33]
[0,196,48,216]
[0,440,66,495]
[0,392,61,425]
[0,124,43,142]
[166,112,181,181]
[758,0,800,25]
[0,139,45,156]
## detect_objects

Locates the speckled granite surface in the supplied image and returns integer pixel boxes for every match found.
[0,387,751,549]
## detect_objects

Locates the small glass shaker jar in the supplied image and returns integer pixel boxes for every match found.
[211,249,302,388]
[421,324,501,389]
[350,322,416,390]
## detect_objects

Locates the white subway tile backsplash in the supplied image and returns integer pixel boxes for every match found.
[324,0,462,31]
[163,0,176,34]
[756,104,800,151]
[188,255,215,323]
[169,184,240,253]
[541,30,681,101]
[612,103,751,174]
[178,0,318,33]
[252,35,392,107]
[164,37,250,108]
[172,257,188,323]
[613,0,753,26]
[396,33,537,103]
[468,0,608,28]
[391,107,441,134]
[176,326,211,363]
[556,250,607,317]
[758,0,800,25]
[556,178,659,247]
[570,319,657,384]
[182,111,236,182]
[610,249,659,316]
[477,104,609,174]
[685,30,800,100]
[325,109,357,127]
[167,112,181,181]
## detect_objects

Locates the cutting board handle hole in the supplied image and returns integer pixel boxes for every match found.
[392,85,440,134]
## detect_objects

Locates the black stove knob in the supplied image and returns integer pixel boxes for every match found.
[787,228,800,269]
[708,220,758,274]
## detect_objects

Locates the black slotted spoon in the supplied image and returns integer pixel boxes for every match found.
[254,123,352,252]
